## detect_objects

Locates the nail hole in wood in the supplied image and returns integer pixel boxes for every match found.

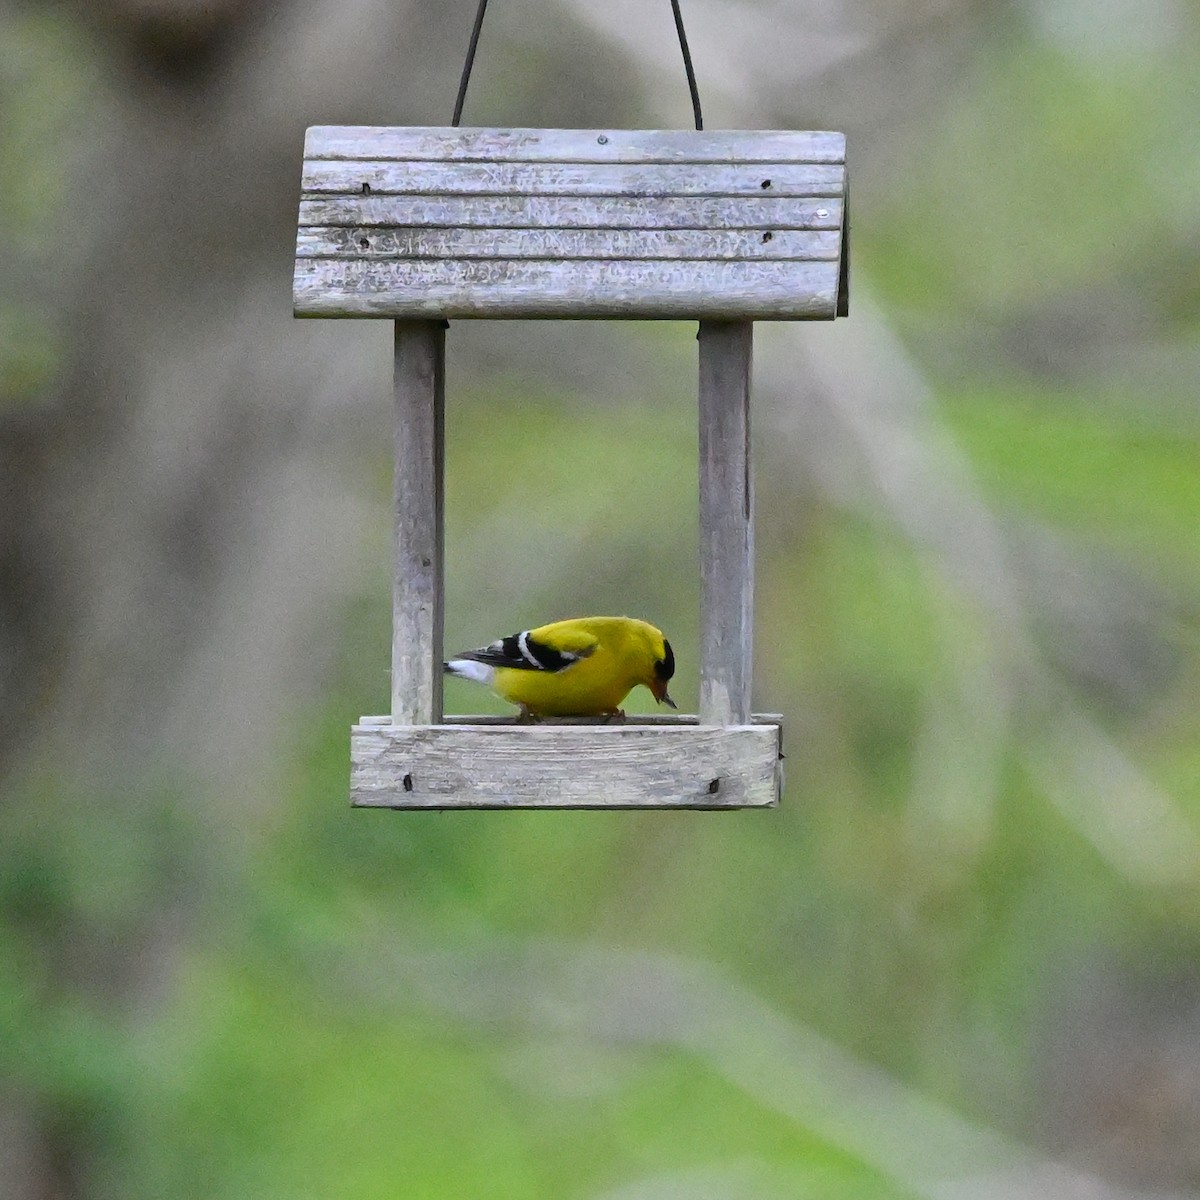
[361,181,371,193]
[359,237,370,249]
[708,778,720,794]
[760,178,771,189]
[762,231,773,242]
[402,774,414,792]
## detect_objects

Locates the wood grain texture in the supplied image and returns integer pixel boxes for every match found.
[305,126,845,164]
[293,258,839,320]
[302,159,844,197]
[350,722,782,809]
[297,195,841,231]
[294,126,847,320]
[698,321,754,725]
[296,226,841,262]
[391,321,444,724]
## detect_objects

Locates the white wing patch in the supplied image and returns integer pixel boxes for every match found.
[445,658,495,685]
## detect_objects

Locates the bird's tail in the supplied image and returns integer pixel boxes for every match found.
[444,658,494,685]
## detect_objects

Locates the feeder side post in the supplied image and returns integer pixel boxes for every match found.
[392,320,445,724]
[698,320,754,726]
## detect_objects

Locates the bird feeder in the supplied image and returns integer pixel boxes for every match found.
[293,123,848,809]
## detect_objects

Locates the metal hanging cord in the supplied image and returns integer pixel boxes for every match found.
[669,0,703,131]
[451,0,704,130]
[451,0,490,126]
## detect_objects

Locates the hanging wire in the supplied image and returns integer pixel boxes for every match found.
[452,0,490,126]
[669,0,703,130]
[450,0,704,131]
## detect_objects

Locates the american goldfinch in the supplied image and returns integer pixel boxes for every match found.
[444,616,676,718]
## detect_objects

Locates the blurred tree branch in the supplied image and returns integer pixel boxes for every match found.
[346,936,1197,1200]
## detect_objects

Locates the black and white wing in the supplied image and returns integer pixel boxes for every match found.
[451,630,595,674]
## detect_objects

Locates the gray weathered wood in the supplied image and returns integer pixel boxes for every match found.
[294,126,847,321]
[296,226,841,262]
[350,722,782,809]
[302,159,844,197]
[698,321,754,725]
[298,195,841,230]
[294,258,838,320]
[391,321,444,724]
[305,126,845,165]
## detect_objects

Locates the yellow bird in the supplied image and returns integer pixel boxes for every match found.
[444,616,676,718]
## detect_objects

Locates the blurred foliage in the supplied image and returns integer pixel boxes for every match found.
[1,11,96,408]
[2,0,1200,1197]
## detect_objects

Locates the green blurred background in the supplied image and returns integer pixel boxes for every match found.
[2,0,1199,1196]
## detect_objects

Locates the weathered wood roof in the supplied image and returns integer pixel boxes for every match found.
[293,126,848,320]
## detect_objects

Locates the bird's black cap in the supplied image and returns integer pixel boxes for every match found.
[655,639,676,682]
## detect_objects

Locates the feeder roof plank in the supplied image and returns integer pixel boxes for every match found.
[302,160,844,197]
[298,194,841,231]
[294,257,839,320]
[293,125,848,319]
[296,226,841,263]
[305,125,846,164]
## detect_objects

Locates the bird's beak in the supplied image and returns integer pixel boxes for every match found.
[652,680,677,708]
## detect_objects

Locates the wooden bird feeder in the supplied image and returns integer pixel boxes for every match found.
[293,123,848,809]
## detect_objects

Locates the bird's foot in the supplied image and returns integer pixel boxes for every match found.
[516,705,543,724]
[600,709,627,724]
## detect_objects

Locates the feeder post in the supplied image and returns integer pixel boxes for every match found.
[391,320,445,724]
[698,320,754,726]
